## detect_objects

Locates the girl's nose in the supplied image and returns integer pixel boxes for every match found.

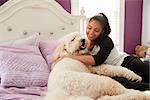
[89,30,94,35]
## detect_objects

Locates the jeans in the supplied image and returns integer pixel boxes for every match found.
[113,55,150,91]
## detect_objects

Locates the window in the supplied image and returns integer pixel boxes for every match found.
[71,0,125,51]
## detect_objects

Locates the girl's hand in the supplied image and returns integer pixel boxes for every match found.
[64,55,78,60]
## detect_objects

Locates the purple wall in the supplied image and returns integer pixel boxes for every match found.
[56,0,71,13]
[124,0,143,54]
[0,0,7,5]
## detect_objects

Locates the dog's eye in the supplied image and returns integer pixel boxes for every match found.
[71,36,76,42]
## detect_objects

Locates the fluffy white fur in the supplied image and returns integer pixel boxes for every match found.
[44,32,150,100]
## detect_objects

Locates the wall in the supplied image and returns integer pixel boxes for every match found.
[142,0,150,46]
[0,0,7,5]
[124,0,143,54]
[56,0,71,13]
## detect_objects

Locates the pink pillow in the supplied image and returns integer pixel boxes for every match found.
[39,40,59,70]
[0,45,50,87]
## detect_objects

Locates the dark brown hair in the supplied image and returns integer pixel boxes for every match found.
[89,13,111,36]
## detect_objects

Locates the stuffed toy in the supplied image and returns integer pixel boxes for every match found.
[135,45,149,58]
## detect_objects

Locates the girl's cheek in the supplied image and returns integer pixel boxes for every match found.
[86,30,90,36]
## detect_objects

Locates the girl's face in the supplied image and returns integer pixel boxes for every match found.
[86,19,103,41]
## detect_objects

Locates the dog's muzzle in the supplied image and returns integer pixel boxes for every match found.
[79,39,87,50]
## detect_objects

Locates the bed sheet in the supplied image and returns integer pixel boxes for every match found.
[0,85,46,100]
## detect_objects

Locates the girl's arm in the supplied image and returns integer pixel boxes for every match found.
[68,55,96,65]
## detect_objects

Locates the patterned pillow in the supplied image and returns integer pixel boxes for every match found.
[0,33,40,82]
[39,40,59,71]
[0,45,50,87]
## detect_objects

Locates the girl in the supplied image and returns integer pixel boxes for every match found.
[68,13,149,91]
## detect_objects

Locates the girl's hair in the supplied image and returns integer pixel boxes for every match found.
[89,13,111,36]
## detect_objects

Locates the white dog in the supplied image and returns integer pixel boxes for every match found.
[44,32,150,100]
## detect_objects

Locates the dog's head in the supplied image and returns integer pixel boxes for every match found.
[52,32,88,62]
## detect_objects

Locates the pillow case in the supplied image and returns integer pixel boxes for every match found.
[39,40,59,70]
[0,33,40,82]
[0,33,39,46]
[0,45,50,87]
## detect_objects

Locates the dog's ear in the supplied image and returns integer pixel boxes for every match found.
[52,42,65,62]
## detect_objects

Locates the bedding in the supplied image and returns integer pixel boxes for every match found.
[0,35,50,99]
[0,33,51,99]
[0,45,50,87]
[0,85,46,100]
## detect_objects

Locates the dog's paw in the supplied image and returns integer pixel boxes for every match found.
[134,75,142,82]
[126,73,142,82]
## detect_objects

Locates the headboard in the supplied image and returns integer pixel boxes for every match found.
[0,0,86,42]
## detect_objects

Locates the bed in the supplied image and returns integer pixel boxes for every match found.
[0,0,150,100]
[0,0,85,99]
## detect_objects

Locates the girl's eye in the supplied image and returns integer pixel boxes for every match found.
[88,27,91,30]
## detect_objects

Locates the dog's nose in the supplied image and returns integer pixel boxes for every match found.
[80,39,85,43]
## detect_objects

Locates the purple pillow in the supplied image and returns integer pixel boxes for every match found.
[39,40,59,70]
[0,45,50,87]
[0,33,39,46]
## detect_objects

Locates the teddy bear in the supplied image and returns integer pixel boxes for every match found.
[135,45,149,58]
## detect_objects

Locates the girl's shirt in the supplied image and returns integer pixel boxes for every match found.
[91,35,128,66]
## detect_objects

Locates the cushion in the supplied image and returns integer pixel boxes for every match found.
[0,33,39,46]
[0,45,50,87]
[39,40,59,71]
